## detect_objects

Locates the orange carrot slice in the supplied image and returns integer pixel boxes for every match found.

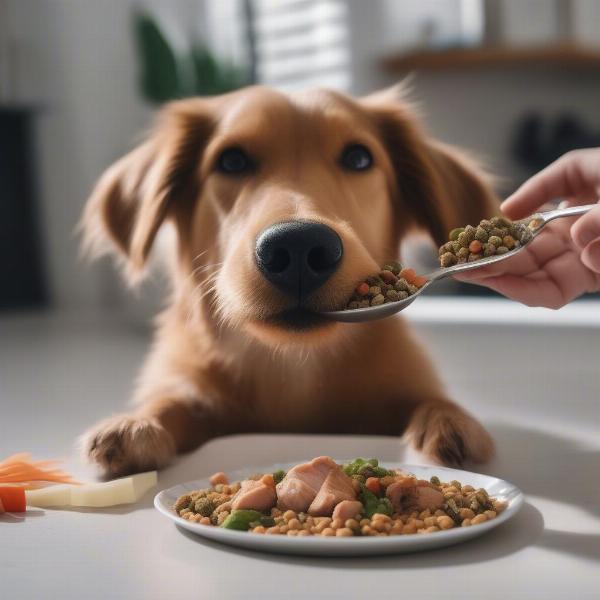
[414,275,428,288]
[399,268,417,284]
[0,486,26,512]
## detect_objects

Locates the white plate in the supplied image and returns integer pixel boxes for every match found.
[154,461,524,556]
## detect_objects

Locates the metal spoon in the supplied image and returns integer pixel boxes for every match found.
[323,204,595,323]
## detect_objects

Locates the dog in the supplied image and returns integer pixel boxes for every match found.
[80,85,498,477]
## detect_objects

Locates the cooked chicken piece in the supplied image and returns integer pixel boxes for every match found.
[385,477,417,511]
[276,456,339,512]
[308,467,356,516]
[231,478,276,512]
[209,472,228,486]
[386,477,444,512]
[332,500,363,522]
[413,483,444,510]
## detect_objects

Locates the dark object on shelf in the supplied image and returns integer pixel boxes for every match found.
[512,112,600,172]
[0,107,47,310]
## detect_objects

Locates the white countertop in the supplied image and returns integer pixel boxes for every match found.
[1,303,599,599]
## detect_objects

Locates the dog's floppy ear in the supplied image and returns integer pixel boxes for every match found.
[81,99,213,273]
[362,89,499,245]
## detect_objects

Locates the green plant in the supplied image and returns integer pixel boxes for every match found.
[133,12,247,104]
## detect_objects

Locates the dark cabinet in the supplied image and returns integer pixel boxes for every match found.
[0,108,47,310]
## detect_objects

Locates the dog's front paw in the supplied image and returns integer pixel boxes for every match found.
[79,414,176,477]
[406,401,495,467]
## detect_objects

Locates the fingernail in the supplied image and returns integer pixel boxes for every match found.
[583,239,600,273]
[574,228,596,248]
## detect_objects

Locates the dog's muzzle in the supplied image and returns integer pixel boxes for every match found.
[255,220,343,303]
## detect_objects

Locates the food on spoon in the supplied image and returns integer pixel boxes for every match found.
[346,261,428,310]
[172,457,508,536]
[438,216,535,267]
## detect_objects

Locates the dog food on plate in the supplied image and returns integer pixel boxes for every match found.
[346,262,428,310]
[438,216,537,267]
[173,456,507,537]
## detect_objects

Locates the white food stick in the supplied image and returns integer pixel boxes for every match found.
[26,471,157,508]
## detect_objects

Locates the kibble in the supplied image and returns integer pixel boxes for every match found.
[439,215,538,267]
[346,263,428,310]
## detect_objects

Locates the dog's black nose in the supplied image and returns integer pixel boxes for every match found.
[255,221,343,301]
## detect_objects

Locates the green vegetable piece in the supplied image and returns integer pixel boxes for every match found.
[445,498,461,524]
[449,227,465,241]
[358,465,376,479]
[194,497,215,517]
[351,473,366,484]
[342,458,367,476]
[221,509,265,531]
[382,261,402,275]
[344,458,393,479]
[173,494,192,512]
[272,469,286,484]
[359,484,392,518]
[259,516,276,527]
[430,475,441,486]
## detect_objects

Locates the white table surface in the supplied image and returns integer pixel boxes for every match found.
[1,302,599,599]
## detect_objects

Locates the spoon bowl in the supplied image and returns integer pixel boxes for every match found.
[322,204,594,323]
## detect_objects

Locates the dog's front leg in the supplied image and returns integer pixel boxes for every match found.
[403,397,495,467]
[79,397,218,477]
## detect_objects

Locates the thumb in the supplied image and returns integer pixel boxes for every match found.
[570,202,600,250]
[580,239,600,273]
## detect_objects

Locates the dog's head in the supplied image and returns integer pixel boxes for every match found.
[83,86,497,346]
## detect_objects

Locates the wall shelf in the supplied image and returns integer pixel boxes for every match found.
[381,43,600,72]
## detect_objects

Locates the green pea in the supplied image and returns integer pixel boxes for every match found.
[449,227,465,241]
[272,469,286,484]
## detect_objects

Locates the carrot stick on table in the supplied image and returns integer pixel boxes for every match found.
[0,453,78,488]
[0,487,26,513]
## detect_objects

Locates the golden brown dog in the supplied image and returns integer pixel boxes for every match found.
[80,85,498,477]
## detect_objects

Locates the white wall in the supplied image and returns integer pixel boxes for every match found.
[4,0,206,311]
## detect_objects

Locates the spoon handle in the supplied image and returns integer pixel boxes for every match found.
[539,203,596,222]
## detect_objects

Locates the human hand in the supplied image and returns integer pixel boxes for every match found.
[454,149,600,308]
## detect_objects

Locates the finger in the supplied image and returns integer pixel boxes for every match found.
[581,239,600,273]
[501,152,599,219]
[570,202,600,249]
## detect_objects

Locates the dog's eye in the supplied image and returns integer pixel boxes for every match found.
[217,147,252,174]
[340,144,373,171]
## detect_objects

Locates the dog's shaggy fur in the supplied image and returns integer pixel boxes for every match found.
[80,86,498,476]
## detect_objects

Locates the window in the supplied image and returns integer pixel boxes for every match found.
[204,0,352,92]
[250,0,351,91]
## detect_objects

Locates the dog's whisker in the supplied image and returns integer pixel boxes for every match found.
[191,250,210,265]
